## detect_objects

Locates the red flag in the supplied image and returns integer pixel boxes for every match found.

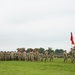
[70,32,74,44]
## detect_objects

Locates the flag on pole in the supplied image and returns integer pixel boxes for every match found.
[70,32,74,45]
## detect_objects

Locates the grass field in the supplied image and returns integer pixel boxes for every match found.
[0,58,75,75]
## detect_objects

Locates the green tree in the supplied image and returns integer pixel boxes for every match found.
[38,47,45,53]
[47,47,54,54]
[26,48,33,52]
[55,49,64,57]
[16,48,25,52]
[55,49,64,54]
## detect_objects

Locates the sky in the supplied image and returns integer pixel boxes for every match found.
[0,0,75,52]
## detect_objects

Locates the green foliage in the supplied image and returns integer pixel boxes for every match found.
[38,47,45,53]
[55,49,64,55]
[26,48,33,52]
[47,47,54,54]
[16,48,25,52]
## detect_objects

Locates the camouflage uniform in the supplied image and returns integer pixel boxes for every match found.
[44,51,48,61]
[50,51,54,62]
[26,52,30,61]
[29,51,34,61]
[7,51,11,60]
[10,51,14,60]
[34,50,40,61]
[73,50,75,62]
[17,51,21,61]
[4,51,8,61]
[14,51,18,60]
[70,48,75,63]
[0,52,1,60]
[63,50,68,62]
[0,51,4,60]
[39,53,43,61]
[22,51,27,61]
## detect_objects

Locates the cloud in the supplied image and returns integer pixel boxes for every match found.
[0,0,75,51]
[0,0,75,23]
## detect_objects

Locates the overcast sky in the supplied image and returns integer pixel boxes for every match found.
[0,0,75,52]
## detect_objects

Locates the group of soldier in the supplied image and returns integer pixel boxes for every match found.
[0,48,75,63]
[63,48,75,63]
[0,49,54,62]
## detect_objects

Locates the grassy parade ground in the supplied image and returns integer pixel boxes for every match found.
[0,58,75,75]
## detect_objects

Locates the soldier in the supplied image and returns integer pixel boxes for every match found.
[29,49,34,61]
[0,51,1,60]
[22,50,27,61]
[7,51,11,60]
[14,51,17,60]
[50,51,54,62]
[34,49,40,61]
[0,51,3,60]
[4,51,6,60]
[17,49,21,61]
[40,53,43,61]
[44,50,48,61]
[4,51,8,61]
[26,52,30,61]
[70,48,75,63]
[34,50,37,61]
[63,50,68,62]
[10,51,14,60]
[73,50,75,62]
[72,46,75,62]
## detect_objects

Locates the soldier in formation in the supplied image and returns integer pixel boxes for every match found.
[40,53,43,61]
[70,48,75,63]
[63,50,68,62]
[50,51,54,62]
[22,50,27,61]
[0,50,49,62]
[34,49,40,61]
[44,50,48,61]
[29,49,34,61]
[1,48,75,63]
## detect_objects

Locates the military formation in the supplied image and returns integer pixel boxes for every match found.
[0,49,54,62]
[0,47,75,63]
